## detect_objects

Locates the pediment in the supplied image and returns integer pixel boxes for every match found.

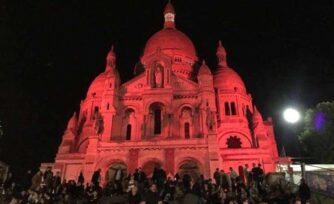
[121,73,146,93]
[171,75,198,91]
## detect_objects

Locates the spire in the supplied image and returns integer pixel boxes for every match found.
[216,40,227,68]
[281,145,287,157]
[106,45,116,71]
[164,0,175,29]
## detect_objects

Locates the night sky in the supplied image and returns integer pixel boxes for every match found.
[1,0,334,180]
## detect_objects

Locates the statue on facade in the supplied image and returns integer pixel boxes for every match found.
[181,108,192,119]
[206,106,215,132]
[154,62,164,88]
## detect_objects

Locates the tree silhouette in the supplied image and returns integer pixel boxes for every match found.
[298,101,334,163]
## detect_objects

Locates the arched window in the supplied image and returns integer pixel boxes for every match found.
[226,136,242,148]
[126,124,132,140]
[231,102,236,115]
[154,108,162,134]
[184,122,190,139]
[224,102,230,116]
[93,106,99,120]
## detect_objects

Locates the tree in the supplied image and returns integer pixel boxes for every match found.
[298,101,334,163]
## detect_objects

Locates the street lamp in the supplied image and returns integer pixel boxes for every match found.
[283,108,301,124]
[282,107,303,181]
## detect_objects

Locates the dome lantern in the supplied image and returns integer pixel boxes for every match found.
[214,40,246,93]
[106,45,116,71]
[164,0,175,29]
[216,40,227,68]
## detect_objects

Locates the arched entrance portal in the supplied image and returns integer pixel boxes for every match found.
[178,160,201,180]
[142,160,162,178]
[105,162,127,183]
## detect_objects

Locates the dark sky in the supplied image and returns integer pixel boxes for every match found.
[1,0,334,178]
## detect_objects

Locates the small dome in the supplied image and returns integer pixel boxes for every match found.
[87,69,118,98]
[66,112,77,133]
[143,29,197,60]
[198,60,212,76]
[87,72,108,97]
[213,67,246,93]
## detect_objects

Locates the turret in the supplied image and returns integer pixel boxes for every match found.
[66,112,78,134]
[100,46,120,141]
[58,112,78,154]
[197,60,213,88]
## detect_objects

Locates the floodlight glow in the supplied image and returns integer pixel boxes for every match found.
[283,108,301,123]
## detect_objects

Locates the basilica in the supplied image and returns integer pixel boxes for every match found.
[51,2,279,184]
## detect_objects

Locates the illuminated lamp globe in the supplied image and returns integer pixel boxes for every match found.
[283,108,301,123]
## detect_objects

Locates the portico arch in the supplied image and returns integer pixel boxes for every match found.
[177,158,202,180]
[104,161,128,183]
[141,158,163,178]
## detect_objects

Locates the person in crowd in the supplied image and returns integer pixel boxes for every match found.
[134,167,146,194]
[220,169,229,191]
[157,166,167,192]
[114,166,124,193]
[252,163,264,190]
[52,171,61,194]
[91,168,101,187]
[78,170,85,185]
[44,167,53,190]
[244,164,251,185]
[298,178,311,204]
[143,183,162,204]
[214,168,221,187]
[127,175,137,192]
[229,167,238,192]
[1,165,310,204]
[182,173,191,193]
[128,185,142,204]
[30,170,43,191]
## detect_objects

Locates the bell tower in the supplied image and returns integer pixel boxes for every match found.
[100,45,120,142]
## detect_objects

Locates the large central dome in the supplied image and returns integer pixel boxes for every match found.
[143,29,197,59]
[142,1,197,61]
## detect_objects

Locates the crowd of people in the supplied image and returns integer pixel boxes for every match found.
[0,163,311,204]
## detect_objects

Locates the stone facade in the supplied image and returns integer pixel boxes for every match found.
[51,2,279,184]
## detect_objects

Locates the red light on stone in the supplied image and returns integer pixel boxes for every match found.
[47,1,279,184]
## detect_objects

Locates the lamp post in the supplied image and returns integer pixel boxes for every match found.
[282,107,304,181]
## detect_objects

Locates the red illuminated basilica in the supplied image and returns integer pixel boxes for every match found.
[50,2,279,184]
